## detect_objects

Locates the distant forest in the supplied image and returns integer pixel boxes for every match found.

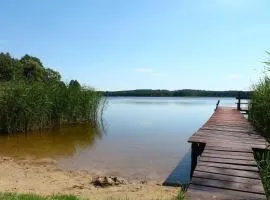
[102,89,252,98]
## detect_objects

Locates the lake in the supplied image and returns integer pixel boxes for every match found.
[0,97,236,181]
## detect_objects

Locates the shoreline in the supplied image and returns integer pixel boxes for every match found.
[0,156,178,200]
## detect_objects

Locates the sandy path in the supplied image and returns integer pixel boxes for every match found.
[0,157,179,200]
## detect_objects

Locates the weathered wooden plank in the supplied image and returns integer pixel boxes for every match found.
[195,165,261,179]
[202,152,254,161]
[206,121,251,125]
[196,130,265,140]
[193,133,265,143]
[206,143,267,150]
[203,124,256,129]
[199,130,262,138]
[191,177,265,194]
[202,126,257,132]
[189,140,261,150]
[197,161,259,171]
[207,122,250,125]
[199,157,257,166]
[195,130,261,138]
[189,135,266,145]
[189,137,267,148]
[203,149,254,157]
[204,145,252,152]
[193,171,262,184]
[207,121,250,126]
[201,128,259,136]
[188,185,267,200]
[189,137,266,148]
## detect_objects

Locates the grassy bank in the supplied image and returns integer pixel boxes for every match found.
[0,190,185,200]
[0,193,81,200]
[0,53,103,133]
[249,52,270,198]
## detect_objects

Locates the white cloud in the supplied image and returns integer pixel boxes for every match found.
[135,68,153,73]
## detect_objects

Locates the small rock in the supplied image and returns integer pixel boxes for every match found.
[105,176,114,185]
[92,176,128,187]
[140,180,147,184]
[113,176,128,185]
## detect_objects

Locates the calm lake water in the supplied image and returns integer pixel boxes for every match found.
[0,97,236,181]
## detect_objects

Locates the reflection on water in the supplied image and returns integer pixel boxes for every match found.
[0,124,103,159]
[0,97,236,181]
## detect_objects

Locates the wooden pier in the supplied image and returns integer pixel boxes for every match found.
[187,107,269,200]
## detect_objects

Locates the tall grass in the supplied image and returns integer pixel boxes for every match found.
[249,76,270,138]
[0,81,103,133]
[254,149,270,198]
[250,53,270,198]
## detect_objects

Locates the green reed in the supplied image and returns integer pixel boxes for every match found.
[249,52,270,138]
[254,149,270,198]
[249,53,270,198]
[249,76,270,138]
[0,81,103,133]
[0,53,104,133]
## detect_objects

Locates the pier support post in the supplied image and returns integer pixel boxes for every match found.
[190,143,205,179]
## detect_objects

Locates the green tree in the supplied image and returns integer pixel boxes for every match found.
[45,68,61,82]
[20,54,46,81]
[0,53,14,81]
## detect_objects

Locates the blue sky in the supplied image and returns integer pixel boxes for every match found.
[0,0,270,91]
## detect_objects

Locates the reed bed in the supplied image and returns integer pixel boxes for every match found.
[0,53,103,133]
[249,76,270,138]
[255,149,270,198]
[0,81,103,133]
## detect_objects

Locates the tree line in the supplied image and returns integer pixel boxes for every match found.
[102,89,251,98]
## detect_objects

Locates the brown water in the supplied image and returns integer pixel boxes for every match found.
[0,97,236,181]
[0,124,102,159]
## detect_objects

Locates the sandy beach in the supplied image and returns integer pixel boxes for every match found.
[0,156,179,200]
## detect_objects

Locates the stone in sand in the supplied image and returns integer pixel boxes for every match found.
[92,176,128,187]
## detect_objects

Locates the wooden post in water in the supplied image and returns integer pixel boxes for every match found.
[237,98,241,110]
[215,100,220,111]
[236,92,241,111]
